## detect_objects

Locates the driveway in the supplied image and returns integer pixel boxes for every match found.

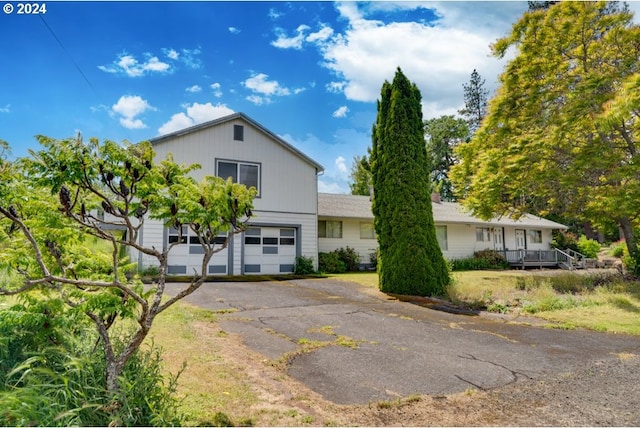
[164,278,639,405]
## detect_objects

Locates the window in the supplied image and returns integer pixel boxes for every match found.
[244,227,261,245]
[217,160,260,193]
[233,124,244,141]
[318,220,342,238]
[168,225,187,244]
[360,222,375,239]
[476,227,491,242]
[528,230,542,244]
[436,225,448,251]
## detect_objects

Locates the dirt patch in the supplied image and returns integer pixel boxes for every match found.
[199,320,640,426]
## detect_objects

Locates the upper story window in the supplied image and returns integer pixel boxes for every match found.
[216,159,260,195]
[233,124,244,141]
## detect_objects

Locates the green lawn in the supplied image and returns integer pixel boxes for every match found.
[329,270,640,335]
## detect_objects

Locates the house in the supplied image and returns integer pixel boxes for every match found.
[134,112,324,275]
[318,193,569,268]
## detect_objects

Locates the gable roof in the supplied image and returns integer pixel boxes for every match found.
[318,193,568,230]
[149,112,324,173]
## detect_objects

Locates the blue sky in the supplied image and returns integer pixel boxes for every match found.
[2,1,541,193]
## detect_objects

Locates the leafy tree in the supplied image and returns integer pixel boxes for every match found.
[371,68,450,296]
[0,135,256,396]
[451,1,640,273]
[349,151,372,196]
[458,69,489,134]
[424,115,469,201]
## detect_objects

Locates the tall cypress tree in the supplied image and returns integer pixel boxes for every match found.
[371,68,450,296]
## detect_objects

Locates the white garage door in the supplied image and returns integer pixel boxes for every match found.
[166,225,229,275]
[244,227,296,274]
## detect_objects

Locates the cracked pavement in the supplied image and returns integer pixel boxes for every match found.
[164,278,640,405]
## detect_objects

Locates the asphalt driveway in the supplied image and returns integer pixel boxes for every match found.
[164,278,640,405]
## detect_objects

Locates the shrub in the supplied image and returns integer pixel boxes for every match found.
[610,241,625,258]
[552,230,579,252]
[451,250,509,271]
[336,246,361,272]
[319,252,346,273]
[577,235,600,258]
[294,256,315,275]
[0,297,183,426]
[319,247,361,273]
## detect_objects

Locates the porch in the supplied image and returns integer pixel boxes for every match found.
[502,248,587,270]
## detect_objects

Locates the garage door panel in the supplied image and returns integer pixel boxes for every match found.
[244,227,297,274]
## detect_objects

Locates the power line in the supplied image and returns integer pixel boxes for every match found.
[39,14,95,92]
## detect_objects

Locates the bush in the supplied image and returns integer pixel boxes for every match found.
[577,235,600,258]
[336,246,361,272]
[610,241,626,258]
[319,252,346,273]
[0,297,183,426]
[319,247,361,273]
[552,230,579,252]
[294,255,315,275]
[451,250,509,271]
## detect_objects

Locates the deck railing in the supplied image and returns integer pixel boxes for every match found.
[501,248,587,269]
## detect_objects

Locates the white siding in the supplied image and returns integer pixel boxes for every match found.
[318,218,377,264]
[151,119,318,215]
[318,221,557,263]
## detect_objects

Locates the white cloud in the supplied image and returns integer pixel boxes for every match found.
[186,85,202,93]
[164,48,179,60]
[271,24,310,50]
[332,106,349,118]
[179,48,202,69]
[158,102,234,135]
[243,73,292,104]
[98,53,172,77]
[229,27,241,34]
[290,2,527,118]
[335,156,347,173]
[210,82,223,97]
[0,104,10,113]
[318,180,345,194]
[111,95,155,129]
[307,25,334,43]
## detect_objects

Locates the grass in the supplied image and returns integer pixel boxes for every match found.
[146,302,259,426]
[329,270,640,335]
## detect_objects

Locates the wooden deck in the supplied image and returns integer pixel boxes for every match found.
[502,249,587,270]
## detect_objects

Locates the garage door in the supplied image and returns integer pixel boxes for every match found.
[166,225,229,275]
[244,227,296,274]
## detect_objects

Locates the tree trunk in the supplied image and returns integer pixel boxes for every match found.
[619,216,639,274]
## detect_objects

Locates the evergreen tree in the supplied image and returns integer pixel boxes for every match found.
[458,69,489,134]
[371,68,450,296]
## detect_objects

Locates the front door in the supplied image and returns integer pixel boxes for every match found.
[515,229,526,250]
[493,227,504,251]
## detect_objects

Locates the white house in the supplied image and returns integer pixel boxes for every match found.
[318,193,568,267]
[135,112,324,275]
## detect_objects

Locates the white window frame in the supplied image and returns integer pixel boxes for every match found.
[476,227,491,242]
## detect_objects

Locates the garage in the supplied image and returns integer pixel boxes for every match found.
[243,227,297,274]
[166,225,229,275]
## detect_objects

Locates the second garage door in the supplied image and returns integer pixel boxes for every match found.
[244,227,296,274]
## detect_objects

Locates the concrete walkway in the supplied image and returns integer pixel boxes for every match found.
[164,278,639,405]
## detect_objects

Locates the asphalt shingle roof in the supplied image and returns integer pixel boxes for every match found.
[318,193,568,229]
